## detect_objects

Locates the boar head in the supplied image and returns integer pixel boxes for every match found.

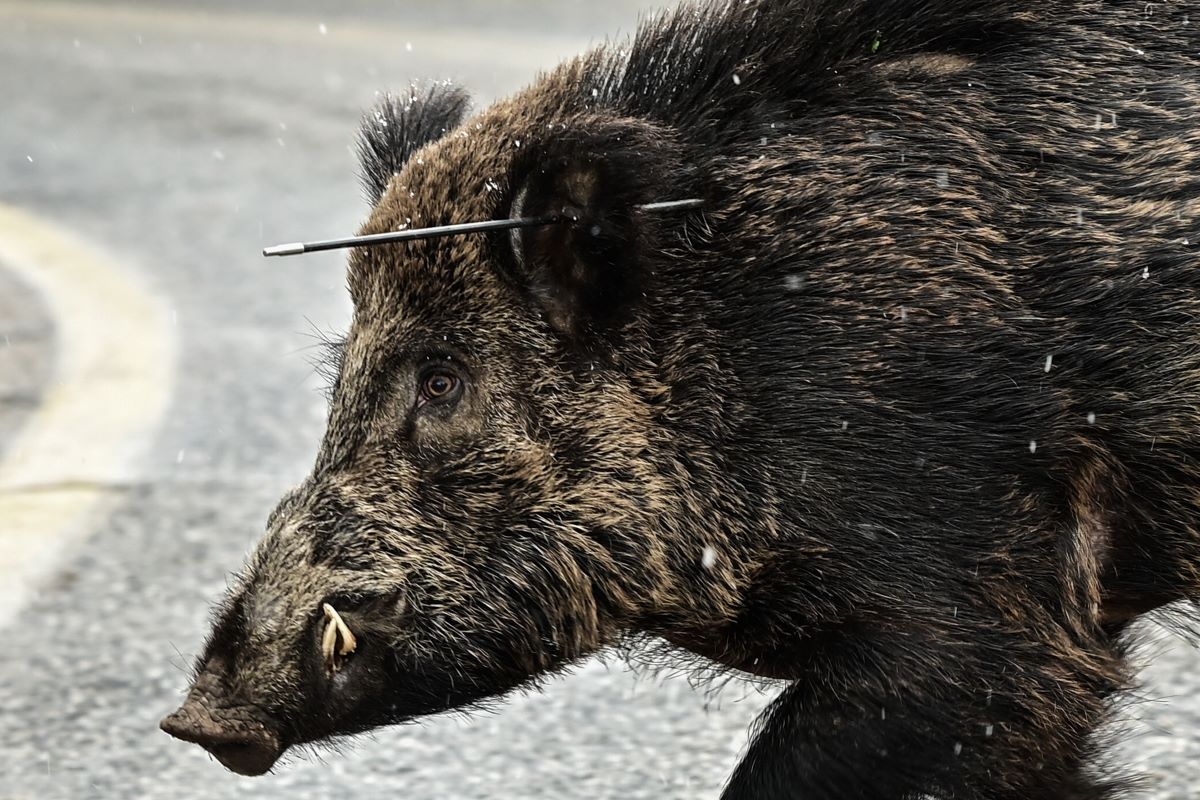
[161,79,746,775]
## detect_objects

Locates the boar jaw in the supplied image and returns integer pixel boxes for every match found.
[159,667,286,776]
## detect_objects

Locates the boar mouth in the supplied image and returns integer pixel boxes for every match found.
[160,701,287,776]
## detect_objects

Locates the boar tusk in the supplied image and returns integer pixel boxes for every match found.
[321,603,358,674]
[321,610,339,666]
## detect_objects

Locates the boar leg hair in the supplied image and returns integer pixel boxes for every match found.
[722,627,1126,800]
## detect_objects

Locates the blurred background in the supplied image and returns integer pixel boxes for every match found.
[0,1,1197,798]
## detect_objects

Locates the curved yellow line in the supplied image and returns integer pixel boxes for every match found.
[0,204,175,624]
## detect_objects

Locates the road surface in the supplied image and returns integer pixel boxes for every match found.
[0,2,1197,798]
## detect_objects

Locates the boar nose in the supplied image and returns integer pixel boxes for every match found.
[160,699,285,776]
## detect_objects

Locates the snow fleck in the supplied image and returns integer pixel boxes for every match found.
[732,73,742,85]
[701,546,718,570]
[589,225,602,237]
[405,41,413,52]
[73,38,81,48]
[1142,266,1150,279]
[1043,354,1053,373]
[784,274,805,291]
[1074,207,1084,224]
[880,707,887,720]
[276,138,286,148]
[899,306,908,322]
[984,723,994,737]
[1110,111,1118,126]
[954,742,963,756]
[935,168,949,188]
[1029,439,1038,454]
[1094,113,1103,130]
[1087,412,1096,424]
[211,149,225,161]
[800,467,808,486]
[25,155,33,163]
[176,449,186,465]
[591,88,599,98]
[484,179,501,193]
[318,22,328,35]
[841,420,849,431]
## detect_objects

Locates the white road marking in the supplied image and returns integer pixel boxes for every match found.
[0,203,175,627]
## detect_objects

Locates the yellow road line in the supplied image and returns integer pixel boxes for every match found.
[0,1,590,69]
[0,204,175,625]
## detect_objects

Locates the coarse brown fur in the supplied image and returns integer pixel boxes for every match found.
[162,0,1200,797]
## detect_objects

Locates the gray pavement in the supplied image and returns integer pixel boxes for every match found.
[0,2,1198,799]
[0,267,53,461]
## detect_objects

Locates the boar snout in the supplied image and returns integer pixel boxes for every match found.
[160,665,285,776]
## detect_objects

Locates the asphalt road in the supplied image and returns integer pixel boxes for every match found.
[0,2,1198,799]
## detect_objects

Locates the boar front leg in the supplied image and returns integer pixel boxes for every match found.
[721,633,1125,800]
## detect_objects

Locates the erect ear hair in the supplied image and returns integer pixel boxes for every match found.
[356,83,472,203]
[508,119,689,339]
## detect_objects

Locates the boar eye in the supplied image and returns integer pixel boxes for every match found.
[418,369,461,406]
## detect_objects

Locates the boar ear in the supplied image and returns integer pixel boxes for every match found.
[509,123,686,339]
[357,83,472,203]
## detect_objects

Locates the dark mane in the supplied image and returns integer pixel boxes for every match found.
[580,0,1035,148]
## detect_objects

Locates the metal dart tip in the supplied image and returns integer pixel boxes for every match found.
[263,242,307,257]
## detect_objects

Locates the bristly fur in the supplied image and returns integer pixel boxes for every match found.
[165,0,1199,797]
[299,318,346,401]
[356,82,471,203]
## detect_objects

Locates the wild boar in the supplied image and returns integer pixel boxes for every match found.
[161,0,1200,796]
